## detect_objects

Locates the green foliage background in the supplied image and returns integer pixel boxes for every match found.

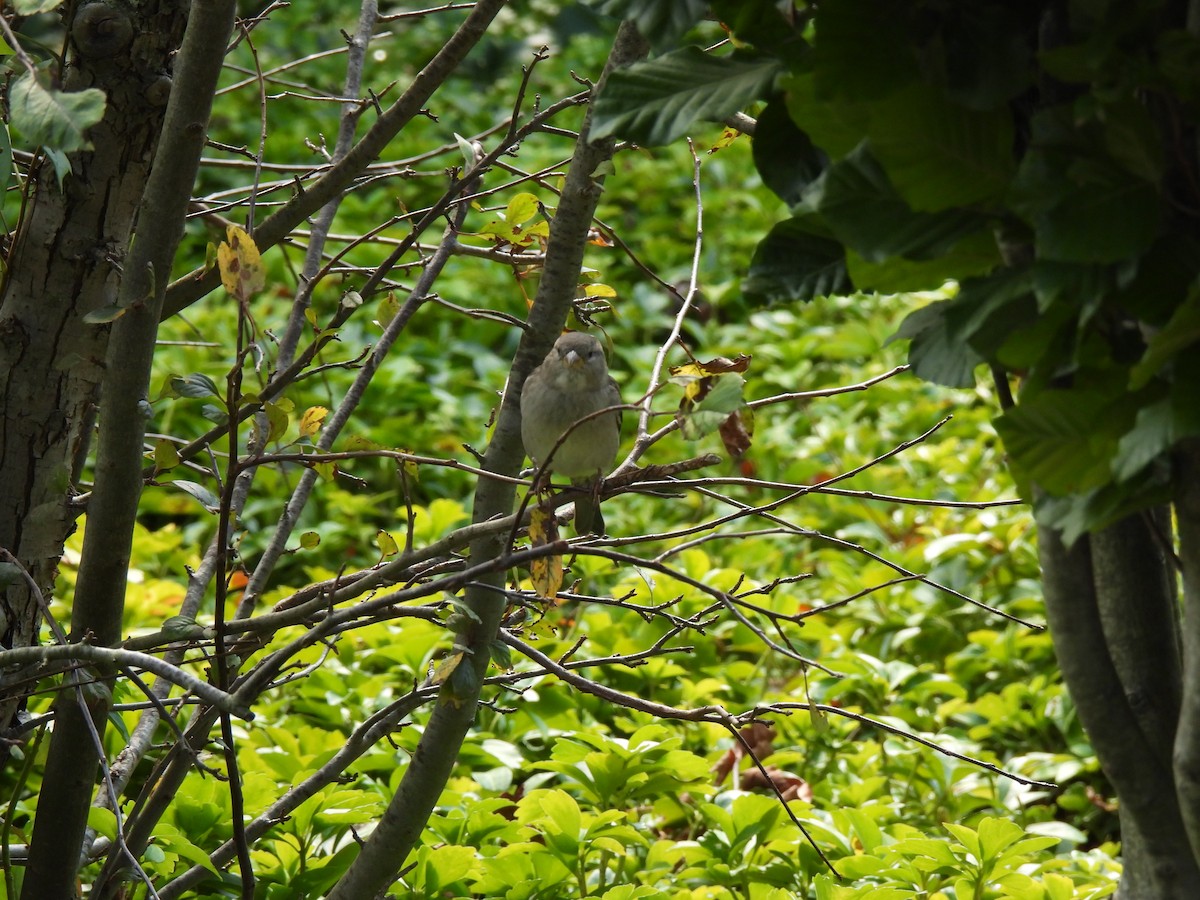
[0,2,1132,898]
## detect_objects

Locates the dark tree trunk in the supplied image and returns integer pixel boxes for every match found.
[0,2,187,744]
[1037,513,1200,899]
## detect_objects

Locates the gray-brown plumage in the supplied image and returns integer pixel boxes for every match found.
[520,332,621,533]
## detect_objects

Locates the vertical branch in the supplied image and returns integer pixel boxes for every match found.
[21,3,239,897]
[323,21,650,900]
[1036,516,1200,896]
[1174,438,1200,860]
[278,0,379,364]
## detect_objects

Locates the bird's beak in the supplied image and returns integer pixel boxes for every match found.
[563,350,582,368]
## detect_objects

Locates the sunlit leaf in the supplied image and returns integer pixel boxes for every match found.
[217,224,265,301]
[153,439,180,472]
[299,405,328,439]
[376,529,399,559]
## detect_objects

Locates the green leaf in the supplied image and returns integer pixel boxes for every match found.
[976,816,1025,863]
[536,790,582,857]
[153,439,180,472]
[170,372,220,399]
[585,0,709,49]
[9,72,106,153]
[847,229,1000,294]
[172,480,222,514]
[591,47,783,146]
[743,215,849,304]
[810,0,919,100]
[783,72,873,162]
[82,304,126,324]
[752,96,826,209]
[0,125,12,199]
[489,639,512,670]
[13,0,64,13]
[677,373,745,440]
[994,389,1137,494]
[1130,283,1200,387]
[813,143,985,262]
[888,301,983,388]
[867,82,1015,211]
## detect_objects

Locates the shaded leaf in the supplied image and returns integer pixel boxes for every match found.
[591,47,783,146]
[9,72,106,153]
[752,95,826,208]
[170,373,220,399]
[743,215,849,304]
[585,0,709,49]
[82,304,126,324]
[173,480,222,514]
[888,301,983,388]
[814,143,986,262]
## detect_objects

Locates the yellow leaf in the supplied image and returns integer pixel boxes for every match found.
[708,126,742,153]
[583,283,618,298]
[299,531,320,549]
[430,651,464,686]
[298,406,328,438]
[217,225,265,301]
[529,507,562,599]
[376,529,399,559]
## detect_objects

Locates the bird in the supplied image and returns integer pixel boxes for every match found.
[520,332,622,534]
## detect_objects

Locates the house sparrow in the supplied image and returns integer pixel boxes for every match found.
[520,332,621,533]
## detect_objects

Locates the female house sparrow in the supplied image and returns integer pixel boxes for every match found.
[520,332,622,534]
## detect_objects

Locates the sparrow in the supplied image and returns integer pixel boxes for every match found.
[520,332,622,533]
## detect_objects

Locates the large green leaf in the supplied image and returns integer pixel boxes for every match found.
[751,95,826,209]
[743,215,849,304]
[585,0,709,49]
[847,229,1000,294]
[812,143,986,262]
[888,300,983,388]
[590,47,783,146]
[9,72,106,154]
[783,72,873,160]
[993,389,1139,495]
[867,82,1015,211]
[1009,126,1162,264]
[1129,282,1200,388]
[811,0,918,99]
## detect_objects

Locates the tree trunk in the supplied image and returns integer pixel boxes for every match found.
[0,0,188,748]
[1037,513,1200,898]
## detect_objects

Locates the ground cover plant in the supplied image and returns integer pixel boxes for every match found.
[0,1,1179,897]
